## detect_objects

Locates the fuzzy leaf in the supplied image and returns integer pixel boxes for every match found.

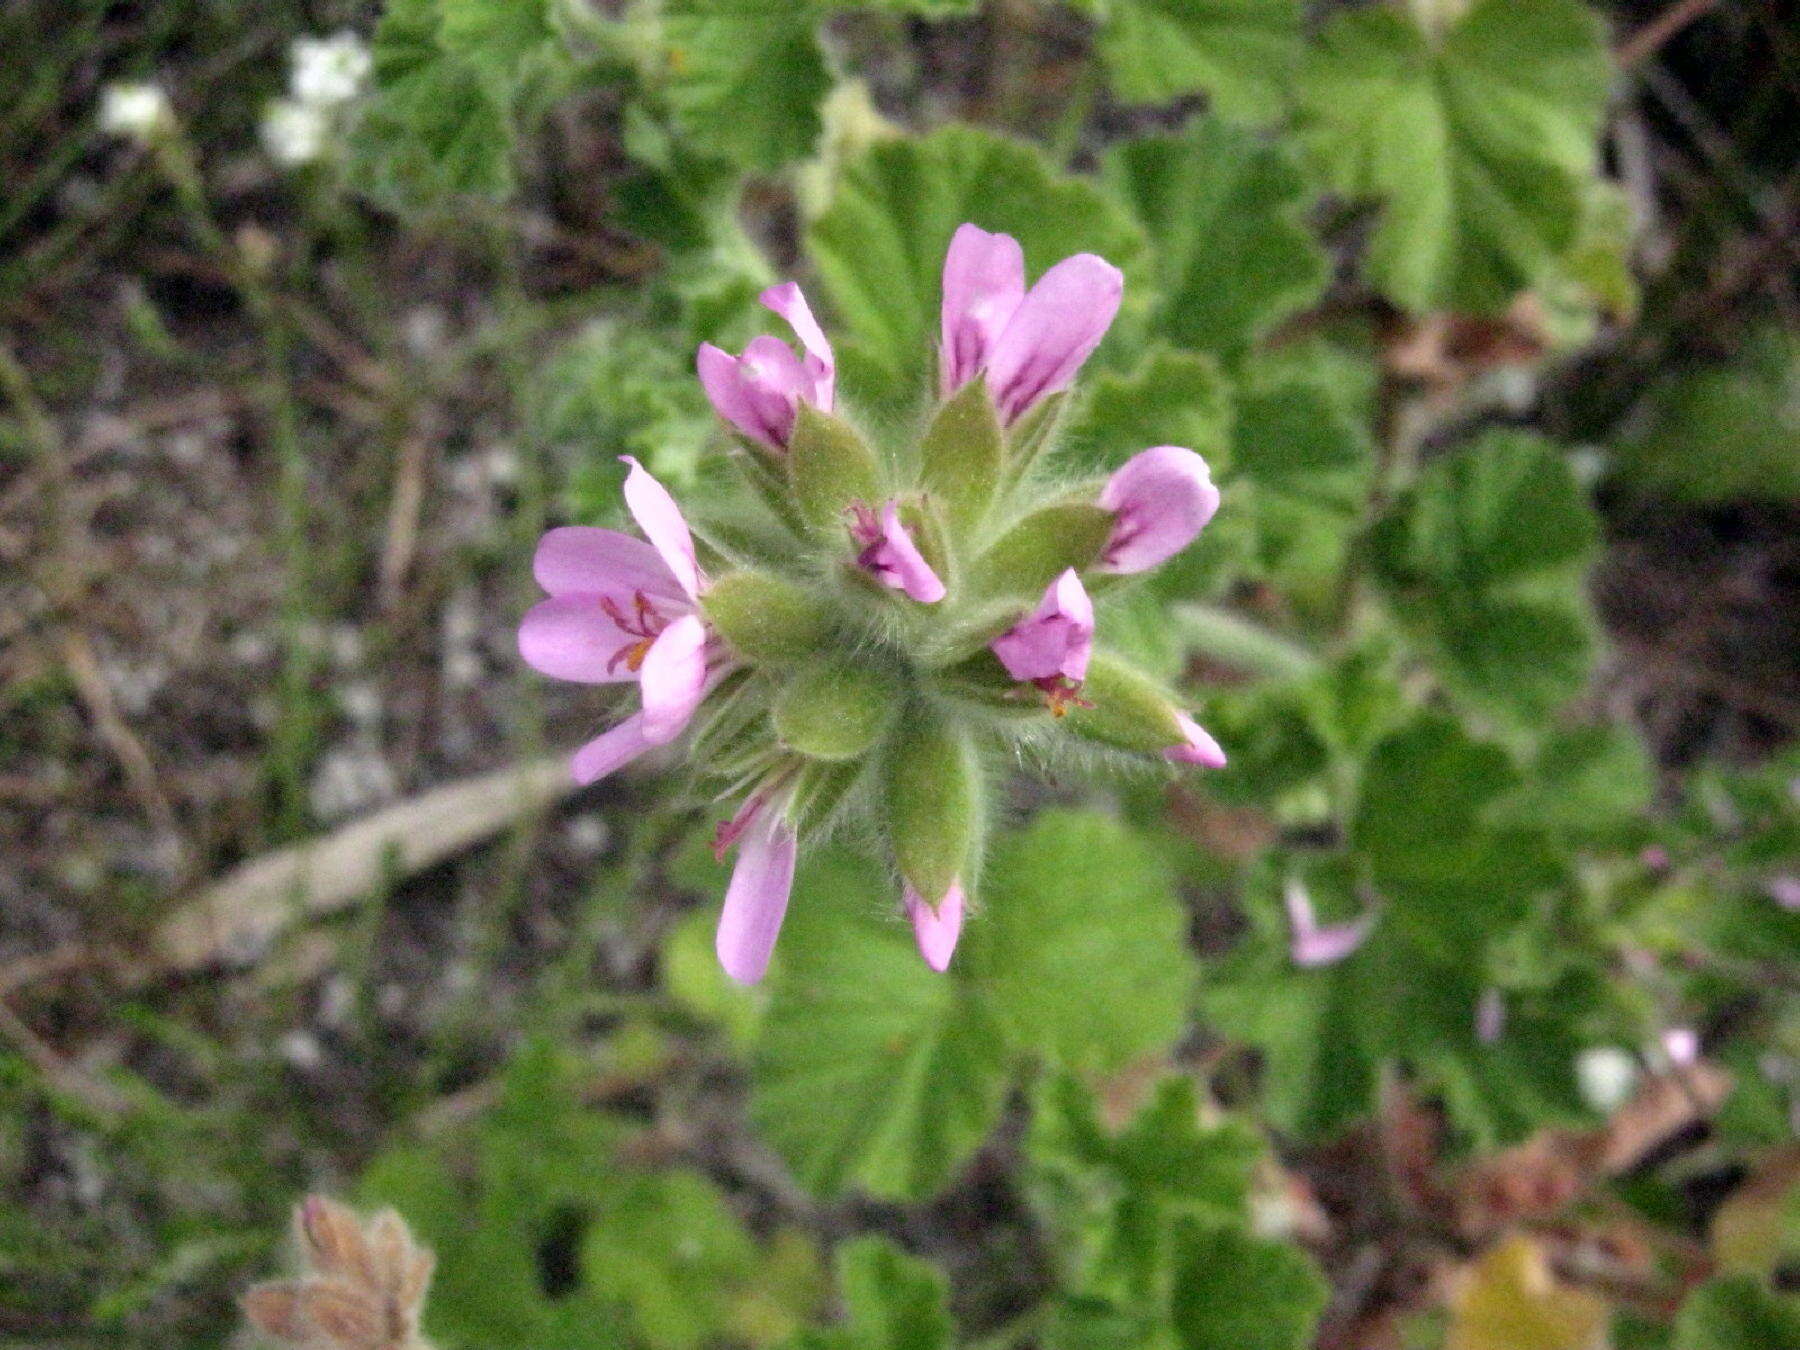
[1169,1222,1326,1350]
[1298,0,1612,313]
[751,851,1011,1201]
[974,811,1195,1073]
[1097,0,1302,123]
[1106,117,1326,358]
[660,0,829,171]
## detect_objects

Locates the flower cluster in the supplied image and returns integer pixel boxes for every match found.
[523,225,1224,983]
[261,30,371,168]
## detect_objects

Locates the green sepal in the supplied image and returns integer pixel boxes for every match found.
[729,437,810,538]
[790,759,863,837]
[788,403,883,532]
[772,657,898,761]
[1004,389,1069,481]
[919,377,1003,538]
[684,670,776,779]
[1064,654,1186,755]
[702,570,833,665]
[885,710,981,903]
[974,500,1113,600]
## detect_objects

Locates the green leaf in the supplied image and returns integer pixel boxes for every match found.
[1168,1222,1326,1350]
[751,851,1011,1200]
[974,501,1114,601]
[1351,713,1516,884]
[1030,1073,1259,1301]
[919,377,1004,537]
[1370,432,1599,723]
[1230,376,1367,494]
[660,0,829,171]
[1106,117,1326,359]
[975,811,1195,1073]
[1381,431,1597,588]
[1674,1278,1800,1350]
[1612,327,1800,502]
[810,125,1147,405]
[583,1170,760,1350]
[773,658,898,761]
[437,0,555,87]
[834,1237,954,1350]
[351,0,515,204]
[1064,348,1233,477]
[789,404,884,532]
[1298,0,1612,313]
[1097,0,1302,123]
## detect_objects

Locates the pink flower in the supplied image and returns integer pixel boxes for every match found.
[848,501,946,603]
[939,223,1123,424]
[905,879,965,973]
[1097,446,1220,574]
[1165,711,1227,769]
[1476,987,1506,1044]
[696,282,835,451]
[1769,875,1800,912]
[1283,878,1376,968]
[519,458,720,785]
[712,791,798,985]
[991,569,1094,715]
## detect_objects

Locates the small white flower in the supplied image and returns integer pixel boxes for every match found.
[289,31,372,108]
[99,82,172,143]
[1576,1046,1640,1114]
[260,98,329,168]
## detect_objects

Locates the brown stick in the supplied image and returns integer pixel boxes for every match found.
[1617,0,1722,68]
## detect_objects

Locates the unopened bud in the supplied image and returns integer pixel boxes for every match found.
[973,499,1113,601]
[787,404,882,532]
[886,712,981,905]
[773,658,897,761]
[702,570,831,664]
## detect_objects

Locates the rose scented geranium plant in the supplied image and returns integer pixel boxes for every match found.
[522,225,1223,983]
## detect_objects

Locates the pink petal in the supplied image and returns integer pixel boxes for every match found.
[716,808,797,984]
[905,878,965,972]
[1283,879,1376,968]
[991,569,1094,683]
[636,613,709,743]
[533,526,685,602]
[986,253,1123,424]
[760,282,835,408]
[1476,988,1506,1044]
[861,502,946,603]
[620,456,703,600]
[1164,712,1227,769]
[939,224,1025,397]
[698,343,785,450]
[1098,446,1221,574]
[518,596,637,684]
[1662,1027,1699,1067]
[571,713,658,785]
[1769,875,1800,911]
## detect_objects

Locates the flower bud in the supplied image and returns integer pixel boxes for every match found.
[702,571,832,664]
[773,658,898,761]
[919,377,1003,536]
[886,712,981,906]
[973,500,1113,601]
[1063,654,1187,754]
[787,404,883,532]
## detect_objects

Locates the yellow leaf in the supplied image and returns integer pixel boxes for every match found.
[1447,1235,1608,1350]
